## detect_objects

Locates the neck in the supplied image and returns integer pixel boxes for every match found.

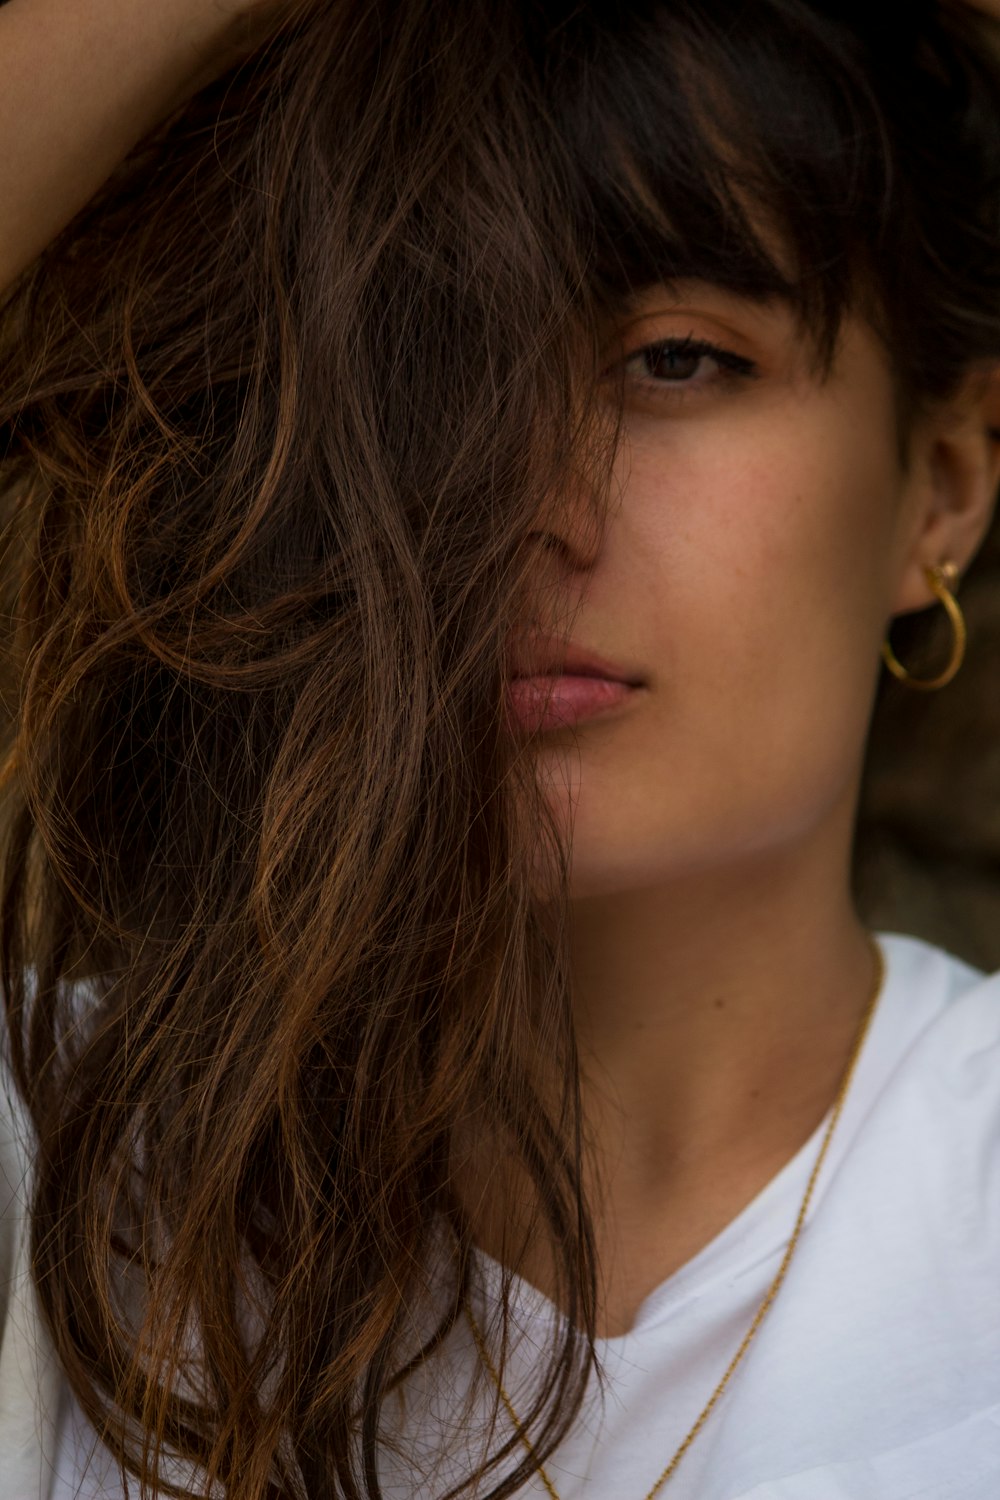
[568,835,873,1166]
[459,796,883,1335]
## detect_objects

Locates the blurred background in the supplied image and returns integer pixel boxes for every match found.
[856,515,1000,972]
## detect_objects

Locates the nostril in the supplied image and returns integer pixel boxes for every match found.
[521,524,601,574]
[525,531,571,558]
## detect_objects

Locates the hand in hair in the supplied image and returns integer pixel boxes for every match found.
[0,0,295,297]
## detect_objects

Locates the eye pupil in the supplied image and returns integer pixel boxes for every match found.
[611,335,756,394]
[647,345,701,380]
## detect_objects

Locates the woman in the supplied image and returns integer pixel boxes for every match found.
[2,1,1000,1496]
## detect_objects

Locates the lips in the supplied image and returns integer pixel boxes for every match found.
[507,632,644,686]
[505,633,645,733]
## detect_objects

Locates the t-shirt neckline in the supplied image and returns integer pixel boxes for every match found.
[472,931,913,1347]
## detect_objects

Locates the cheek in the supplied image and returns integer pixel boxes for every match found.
[625,403,901,674]
[550,408,905,892]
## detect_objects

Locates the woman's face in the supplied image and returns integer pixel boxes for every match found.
[513,281,930,900]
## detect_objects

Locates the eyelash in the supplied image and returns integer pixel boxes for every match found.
[616,335,758,398]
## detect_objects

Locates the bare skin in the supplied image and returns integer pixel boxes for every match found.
[474,288,1000,1337]
[0,0,292,294]
[4,0,1000,1345]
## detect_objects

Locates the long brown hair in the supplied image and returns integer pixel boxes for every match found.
[3,2,1000,1497]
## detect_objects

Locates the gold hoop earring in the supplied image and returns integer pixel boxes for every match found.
[881,560,966,692]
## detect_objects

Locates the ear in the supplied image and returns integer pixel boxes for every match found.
[891,363,1000,614]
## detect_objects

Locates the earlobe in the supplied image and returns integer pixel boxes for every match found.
[882,561,967,690]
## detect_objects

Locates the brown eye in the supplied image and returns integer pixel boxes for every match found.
[628,343,705,382]
[619,335,758,392]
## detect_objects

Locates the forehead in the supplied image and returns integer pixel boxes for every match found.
[607,277,795,327]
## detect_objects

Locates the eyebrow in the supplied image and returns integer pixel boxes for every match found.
[612,272,799,318]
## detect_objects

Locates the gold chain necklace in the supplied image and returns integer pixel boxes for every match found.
[464,935,886,1500]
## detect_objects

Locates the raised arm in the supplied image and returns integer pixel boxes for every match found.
[0,0,288,296]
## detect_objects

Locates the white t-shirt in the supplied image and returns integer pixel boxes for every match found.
[2,931,1000,1499]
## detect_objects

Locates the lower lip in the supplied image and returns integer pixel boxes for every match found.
[505,675,640,733]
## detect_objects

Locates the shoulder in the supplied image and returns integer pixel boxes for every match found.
[799,929,1000,1268]
[876,927,987,1004]
[2,1016,123,1500]
[0,1039,31,1287]
[875,929,1000,1075]
[873,930,1000,1117]
[720,933,1000,1494]
[854,931,1000,1243]
[0,970,41,1258]
[0,1041,55,1499]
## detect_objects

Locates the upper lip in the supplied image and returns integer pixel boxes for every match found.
[507,632,645,685]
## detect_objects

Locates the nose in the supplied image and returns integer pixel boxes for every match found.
[526,473,605,579]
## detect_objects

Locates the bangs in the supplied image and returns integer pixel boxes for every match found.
[536,0,898,376]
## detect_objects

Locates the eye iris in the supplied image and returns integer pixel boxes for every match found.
[646,344,702,381]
